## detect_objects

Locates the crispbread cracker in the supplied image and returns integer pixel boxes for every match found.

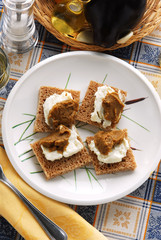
[76,80,127,129]
[34,86,80,132]
[86,130,136,175]
[31,137,92,180]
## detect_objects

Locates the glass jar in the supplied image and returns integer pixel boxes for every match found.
[51,0,91,37]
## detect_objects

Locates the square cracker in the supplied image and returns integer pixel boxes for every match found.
[76,80,127,130]
[86,130,136,175]
[34,86,80,132]
[31,137,92,180]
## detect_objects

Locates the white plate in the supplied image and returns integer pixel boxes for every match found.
[2,51,161,205]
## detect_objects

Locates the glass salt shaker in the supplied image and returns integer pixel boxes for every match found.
[1,0,38,54]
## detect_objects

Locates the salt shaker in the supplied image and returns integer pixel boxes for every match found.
[1,0,38,53]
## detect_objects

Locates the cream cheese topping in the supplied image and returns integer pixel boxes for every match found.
[43,91,73,126]
[89,138,130,164]
[91,86,124,128]
[41,125,83,161]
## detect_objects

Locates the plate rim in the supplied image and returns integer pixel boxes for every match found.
[2,51,161,205]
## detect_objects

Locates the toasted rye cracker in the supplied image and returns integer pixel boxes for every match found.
[34,86,80,132]
[76,80,127,130]
[31,135,92,180]
[86,129,136,175]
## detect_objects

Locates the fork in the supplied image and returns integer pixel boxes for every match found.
[0,164,68,240]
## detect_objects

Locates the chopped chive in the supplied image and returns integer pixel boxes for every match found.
[74,169,77,191]
[65,73,71,89]
[60,175,66,180]
[13,113,37,146]
[27,138,34,143]
[76,123,88,128]
[122,114,150,132]
[21,155,35,162]
[23,113,36,117]
[18,149,32,157]
[22,132,37,139]
[81,167,94,170]
[126,135,136,143]
[30,170,43,174]
[14,132,37,145]
[80,127,97,134]
[86,168,103,188]
[12,120,34,128]
[18,118,35,141]
[102,74,108,84]
[60,175,72,185]
[123,107,131,112]
[12,115,36,129]
[75,121,81,127]
[85,166,93,187]
[117,125,136,142]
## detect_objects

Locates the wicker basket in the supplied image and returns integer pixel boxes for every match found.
[34,0,161,51]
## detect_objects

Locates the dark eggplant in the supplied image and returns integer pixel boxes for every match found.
[85,0,146,47]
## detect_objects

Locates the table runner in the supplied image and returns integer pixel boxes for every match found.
[0,2,161,240]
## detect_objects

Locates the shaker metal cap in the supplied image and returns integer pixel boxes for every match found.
[3,0,35,11]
